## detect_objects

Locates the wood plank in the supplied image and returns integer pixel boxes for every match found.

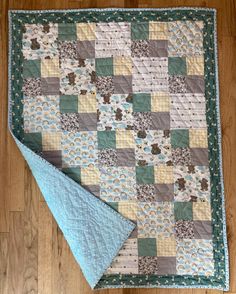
[38,202,52,294]
[8,212,24,294]
[0,233,9,294]
[0,0,9,232]
[22,166,39,294]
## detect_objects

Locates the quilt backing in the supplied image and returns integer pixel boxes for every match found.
[9,8,228,290]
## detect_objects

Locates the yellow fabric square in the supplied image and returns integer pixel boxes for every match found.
[193,202,211,221]
[154,165,173,184]
[79,93,97,113]
[81,166,99,185]
[41,58,60,77]
[151,92,170,112]
[114,56,132,75]
[118,202,137,220]
[149,22,168,40]
[189,129,208,148]
[187,56,204,75]
[42,132,61,151]
[157,237,176,256]
[116,130,135,148]
[76,23,96,41]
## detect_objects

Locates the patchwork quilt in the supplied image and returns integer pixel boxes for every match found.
[8,8,228,290]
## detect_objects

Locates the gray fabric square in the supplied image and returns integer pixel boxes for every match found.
[41,77,60,95]
[78,113,97,131]
[117,148,135,166]
[193,220,212,239]
[154,184,174,201]
[190,148,209,166]
[186,76,205,93]
[157,257,177,275]
[113,75,132,94]
[149,40,168,57]
[77,40,95,59]
[41,150,62,168]
[151,112,170,130]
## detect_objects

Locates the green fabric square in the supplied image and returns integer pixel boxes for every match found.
[62,167,81,183]
[136,166,154,184]
[58,23,77,40]
[133,93,151,112]
[97,131,116,149]
[96,58,113,76]
[131,22,149,40]
[24,132,42,152]
[23,59,41,78]
[60,95,78,113]
[138,238,157,256]
[174,202,193,220]
[168,57,187,75]
[171,129,189,148]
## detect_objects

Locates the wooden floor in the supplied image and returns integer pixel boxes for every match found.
[0,0,235,293]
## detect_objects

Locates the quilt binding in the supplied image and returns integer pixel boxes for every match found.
[7,7,229,290]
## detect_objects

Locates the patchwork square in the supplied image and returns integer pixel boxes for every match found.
[78,93,97,113]
[174,220,194,239]
[168,21,204,57]
[168,57,187,75]
[97,94,133,131]
[113,56,132,75]
[41,57,60,77]
[41,150,62,168]
[193,221,212,239]
[149,40,168,57]
[138,202,174,238]
[118,201,137,220]
[42,132,61,151]
[23,59,41,78]
[100,167,136,202]
[138,238,157,256]
[193,202,211,221]
[61,131,98,167]
[151,92,170,112]
[41,77,60,95]
[98,149,117,166]
[23,95,60,132]
[58,23,77,40]
[190,148,209,166]
[117,148,135,166]
[77,40,95,59]
[62,167,81,184]
[170,94,207,128]
[58,40,77,60]
[174,165,210,202]
[132,57,168,93]
[149,22,168,40]
[24,132,42,152]
[76,23,96,41]
[138,256,159,274]
[81,166,100,185]
[171,129,189,148]
[187,56,204,76]
[131,22,149,40]
[23,78,41,97]
[136,166,155,184]
[95,57,113,76]
[135,130,171,166]
[95,22,131,57]
[133,93,151,112]
[174,202,193,221]
[113,75,132,94]
[97,131,116,149]
[154,165,174,184]
[60,113,80,132]
[116,130,135,148]
[106,239,139,274]
[60,95,78,113]
[189,129,208,148]
[156,237,176,256]
[22,24,58,59]
[77,113,97,131]
[176,239,214,276]
[60,58,96,95]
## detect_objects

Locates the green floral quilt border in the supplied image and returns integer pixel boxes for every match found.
[8,8,228,290]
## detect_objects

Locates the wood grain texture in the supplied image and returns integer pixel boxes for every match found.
[0,0,235,293]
